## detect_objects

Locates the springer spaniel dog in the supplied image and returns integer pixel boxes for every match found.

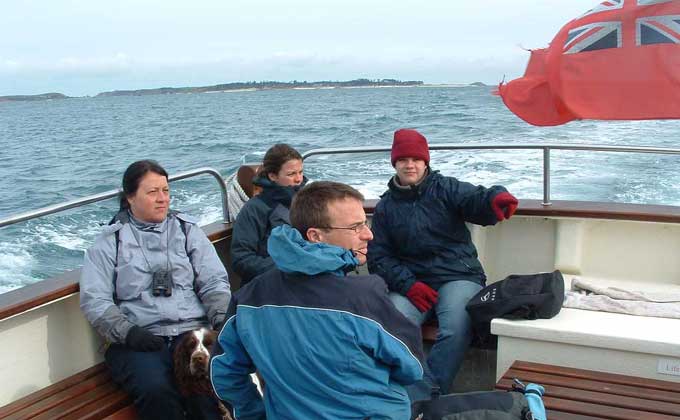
[174,328,232,420]
[174,328,263,420]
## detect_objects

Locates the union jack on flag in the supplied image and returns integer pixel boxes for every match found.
[581,0,623,18]
[564,21,622,53]
[499,0,680,125]
[637,14,680,44]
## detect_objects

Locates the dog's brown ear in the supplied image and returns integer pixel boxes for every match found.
[173,335,190,393]
[204,329,218,348]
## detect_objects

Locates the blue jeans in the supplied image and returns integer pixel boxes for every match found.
[390,280,482,399]
[106,333,222,420]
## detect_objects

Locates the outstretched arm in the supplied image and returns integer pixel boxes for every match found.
[447,177,510,225]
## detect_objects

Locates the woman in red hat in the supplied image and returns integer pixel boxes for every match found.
[367,128,518,398]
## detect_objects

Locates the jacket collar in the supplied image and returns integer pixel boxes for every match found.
[254,175,308,208]
[267,225,359,276]
[387,168,436,199]
[128,210,169,233]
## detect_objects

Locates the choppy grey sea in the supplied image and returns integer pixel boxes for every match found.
[2,86,680,293]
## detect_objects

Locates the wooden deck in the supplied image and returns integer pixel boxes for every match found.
[496,361,680,419]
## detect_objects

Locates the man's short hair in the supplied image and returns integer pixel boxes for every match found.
[290,181,364,240]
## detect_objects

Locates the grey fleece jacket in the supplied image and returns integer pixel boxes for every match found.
[80,212,231,343]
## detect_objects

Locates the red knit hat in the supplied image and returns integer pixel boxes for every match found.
[391,129,430,166]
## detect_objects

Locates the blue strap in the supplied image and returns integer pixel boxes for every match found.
[525,383,546,420]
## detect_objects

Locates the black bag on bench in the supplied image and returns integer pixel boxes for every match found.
[411,390,532,420]
[466,270,565,325]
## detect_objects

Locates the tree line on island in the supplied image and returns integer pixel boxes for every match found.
[97,79,425,97]
[1,79,490,101]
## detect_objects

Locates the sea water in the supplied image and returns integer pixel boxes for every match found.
[1,86,679,293]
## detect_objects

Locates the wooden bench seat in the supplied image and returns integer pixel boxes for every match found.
[496,360,680,419]
[0,363,136,420]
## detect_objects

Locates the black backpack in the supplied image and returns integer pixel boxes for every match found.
[411,390,532,420]
[466,270,565,325]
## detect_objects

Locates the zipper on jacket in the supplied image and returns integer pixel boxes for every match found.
[460,259,483,275]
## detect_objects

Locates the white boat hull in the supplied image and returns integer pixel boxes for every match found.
[0,293,102,405]
[3,204,680,406]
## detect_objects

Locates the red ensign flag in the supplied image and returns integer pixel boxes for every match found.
[498,0,680,126]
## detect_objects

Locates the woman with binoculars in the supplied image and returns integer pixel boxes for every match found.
[80,159,231,420]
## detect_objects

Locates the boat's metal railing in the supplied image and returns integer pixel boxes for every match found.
[3,143,680,229]
[302,143,680,206]
[0,167,228,229]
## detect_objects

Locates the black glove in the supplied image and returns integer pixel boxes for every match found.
[212,314,227,332]
[125,326,165,352]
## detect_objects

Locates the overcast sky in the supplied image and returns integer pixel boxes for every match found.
[1,0,596,96]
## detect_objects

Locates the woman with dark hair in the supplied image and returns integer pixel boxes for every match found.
[231,144,308,284]
[79,160,231,420]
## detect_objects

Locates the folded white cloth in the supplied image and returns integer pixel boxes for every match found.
[563,277,680,319]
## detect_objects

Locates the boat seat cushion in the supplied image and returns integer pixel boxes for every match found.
[237,164,262,198]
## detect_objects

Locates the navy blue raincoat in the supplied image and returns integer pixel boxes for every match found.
[230,176,307,284]
[368,170,506,294]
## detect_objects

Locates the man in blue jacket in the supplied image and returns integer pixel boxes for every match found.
[211,181,425,420]
[368,128,518,396]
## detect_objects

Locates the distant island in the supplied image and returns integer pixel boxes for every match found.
[0,79,491,101]
[0,93,69,102]
[96,79,425,97]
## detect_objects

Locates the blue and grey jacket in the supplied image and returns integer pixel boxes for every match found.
[211,225,424,420]
[230,176,307,284]
[80,211,231,343]
[368,170,506,294]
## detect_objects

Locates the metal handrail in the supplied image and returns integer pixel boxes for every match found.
[302,143,680,206]
[0,167,228,229]
[3,143,680,229]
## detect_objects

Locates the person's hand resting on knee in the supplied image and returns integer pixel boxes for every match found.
[126,326,165,352]
[406,282,439,312]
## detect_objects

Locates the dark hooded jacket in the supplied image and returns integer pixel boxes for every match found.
[230,176,307,285]
[367,170,506,295]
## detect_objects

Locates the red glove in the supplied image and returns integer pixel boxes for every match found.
[491,192,518,221]
[406,282,439,313]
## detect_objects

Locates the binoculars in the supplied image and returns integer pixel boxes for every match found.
[151,270,173,297]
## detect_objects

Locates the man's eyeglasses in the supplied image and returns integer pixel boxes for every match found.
[320,221,370,234]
